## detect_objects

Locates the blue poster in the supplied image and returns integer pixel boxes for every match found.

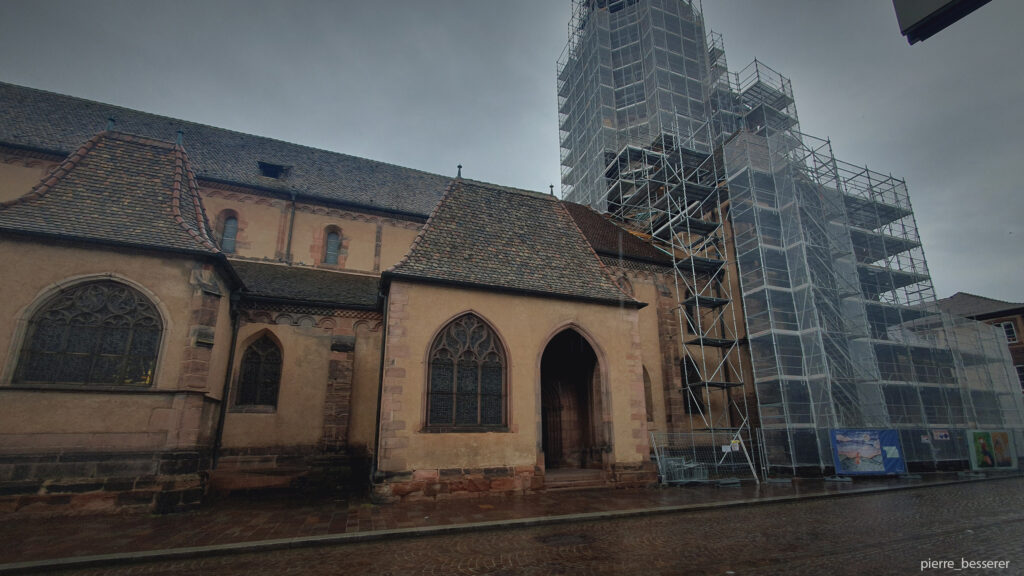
[831,429,906,475]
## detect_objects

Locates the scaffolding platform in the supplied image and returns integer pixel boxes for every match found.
[863,301,939,331]
[676,255,726,274]
[858,263,932,295]
[740,79,794,111]
[849,226,922,263]
[650,214,719,240]
[744,104,798,132]
[686,336,738,348]
[683,295,731,308]
[684,380,744,389]
[843,194,913,230]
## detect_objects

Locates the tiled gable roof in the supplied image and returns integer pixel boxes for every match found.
[386,180,640,307]
[0,82,450,217]
[231,260,379,309]
[0,131,218,255]
[562,201,672,266]
[935,292,1024,318]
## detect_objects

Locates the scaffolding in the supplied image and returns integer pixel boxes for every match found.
[711,48,1024,475]
[558,0,1024,478]
[559,0,756,484]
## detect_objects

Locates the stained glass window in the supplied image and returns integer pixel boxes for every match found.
[13,281,162,386]
[237,335,282,407]
[427,314,506,429]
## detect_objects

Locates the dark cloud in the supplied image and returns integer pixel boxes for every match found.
[1,0,1019,300]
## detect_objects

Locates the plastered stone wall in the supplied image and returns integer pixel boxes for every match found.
[379,225,422,271]
[0,152,60,203]
[218,310,383,460]
[198,185,424,273]
[221,323,332,450]
[376,281,650,499]
[0,236,232,422]
[0,239,233,513]
[200,187,286,260]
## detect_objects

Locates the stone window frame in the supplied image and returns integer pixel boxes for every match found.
[4,275,168,390]
[423,312,509,433]
[231,330,283,413]
[214,209,240,254]
[320,224,346,268]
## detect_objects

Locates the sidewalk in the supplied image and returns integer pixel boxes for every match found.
[2,472,1018,573]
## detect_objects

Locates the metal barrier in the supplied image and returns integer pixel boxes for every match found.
[650,430,760,484]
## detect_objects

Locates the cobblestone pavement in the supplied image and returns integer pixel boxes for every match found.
[1,475,900,564]
[16,477,1024,576]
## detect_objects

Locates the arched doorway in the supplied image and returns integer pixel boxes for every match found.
[540,329,605,470]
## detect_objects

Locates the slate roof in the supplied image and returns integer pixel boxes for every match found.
[0,131,218,255]
[562,201,672,266]
[231,260,379,309]
[934,292,1024,319]
[0,82,451,218]
[386,180,640,307]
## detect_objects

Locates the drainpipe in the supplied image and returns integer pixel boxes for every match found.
[211,292,241,469]
[285,191,297,263]
[370,286,390,486]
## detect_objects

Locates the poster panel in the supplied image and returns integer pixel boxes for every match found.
[831,429,906,475]
[968,430,1018,471]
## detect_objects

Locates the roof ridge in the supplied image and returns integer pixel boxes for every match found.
[557,200,639,303]
[104,130,177,149]
[384,178,458,274]
[171,144,219,253]
[459,178,558,202]
[0,131,104,209]
[184,151,217,247]
[231,258,380,278]
[950,291,1022,305]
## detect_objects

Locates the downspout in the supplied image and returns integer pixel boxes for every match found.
[212,292,241,469]
[285,191,297,263]
[370,285,390,486]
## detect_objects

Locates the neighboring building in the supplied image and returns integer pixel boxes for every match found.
[936,293,1024,392]
[892,0,992,45]
[557,0,1024,474]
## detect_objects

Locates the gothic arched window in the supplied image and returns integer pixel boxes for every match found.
[237,334,282,407]
[427,314,506,430]
[13,280,162,387]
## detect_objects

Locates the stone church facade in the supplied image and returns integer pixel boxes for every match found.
[0,82,747,512]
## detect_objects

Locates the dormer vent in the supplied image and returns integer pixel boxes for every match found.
[258,161,289,179]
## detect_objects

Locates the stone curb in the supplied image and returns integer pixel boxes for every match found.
[2,474,1019,574]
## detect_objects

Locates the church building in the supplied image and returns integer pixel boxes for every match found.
[0,82,724,511]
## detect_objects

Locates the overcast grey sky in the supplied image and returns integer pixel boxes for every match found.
[1,0,1021,302]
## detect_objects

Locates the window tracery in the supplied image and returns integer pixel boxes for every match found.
[427,314,506,429]
[13,281,162,386]
[237,334,282,407]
